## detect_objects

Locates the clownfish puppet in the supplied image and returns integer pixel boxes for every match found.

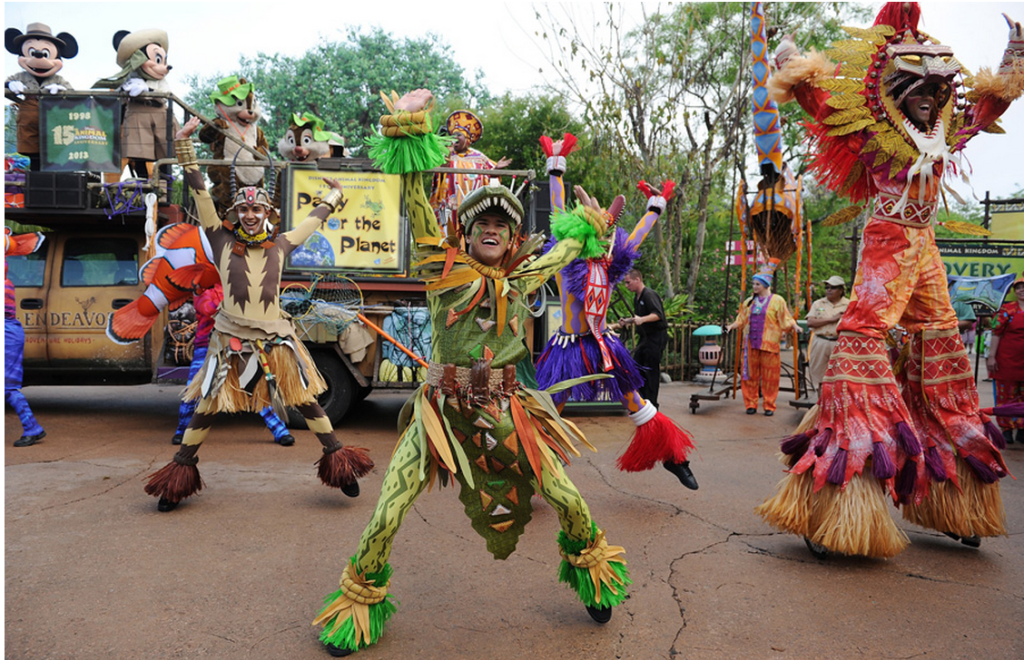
[93,28,177,178]
[198,76,270,218]
[4,22,78,171]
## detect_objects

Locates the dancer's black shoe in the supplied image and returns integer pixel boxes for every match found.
[325,643,352,657]
[804,537,828,559]
[157,497,178,513]
[663,460,699,490]
[341,481,360,498]
[14,431,45,447]
[586,605,612,624]
[943,532,981,548]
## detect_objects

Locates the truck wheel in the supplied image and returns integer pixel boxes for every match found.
[286,351,354,429]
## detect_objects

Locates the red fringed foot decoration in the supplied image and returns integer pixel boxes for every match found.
[616,402,695,472]
[317,444,374,496]
[144,445,203,504]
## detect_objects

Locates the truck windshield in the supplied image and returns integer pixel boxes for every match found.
[61,239,139,287]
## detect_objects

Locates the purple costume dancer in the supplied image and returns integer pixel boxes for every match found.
[534,136,697,489]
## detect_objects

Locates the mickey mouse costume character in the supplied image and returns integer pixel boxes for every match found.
[756,3,1021,558]
[4,22,78,171]
[93,28,177,178]
[143,117,372,513]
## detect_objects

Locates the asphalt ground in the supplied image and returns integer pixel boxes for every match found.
[5,375,1023,659]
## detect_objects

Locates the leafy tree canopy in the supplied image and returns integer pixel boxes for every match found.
[183,27,491,156]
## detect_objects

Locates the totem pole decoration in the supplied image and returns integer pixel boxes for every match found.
[733,2,811,396]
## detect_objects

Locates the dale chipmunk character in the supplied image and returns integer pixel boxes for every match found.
[274,111,347,208]
[4,22,78,171]
[199,75,271,218]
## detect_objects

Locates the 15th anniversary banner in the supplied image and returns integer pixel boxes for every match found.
[39,95,121,172]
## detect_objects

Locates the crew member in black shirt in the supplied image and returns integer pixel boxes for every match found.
[622,268,668,407]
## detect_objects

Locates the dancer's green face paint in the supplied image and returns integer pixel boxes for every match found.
[468,215,511,267]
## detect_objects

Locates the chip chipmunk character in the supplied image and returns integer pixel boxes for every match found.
[274,111,346,208]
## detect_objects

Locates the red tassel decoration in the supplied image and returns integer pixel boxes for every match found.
[616,410,695,472]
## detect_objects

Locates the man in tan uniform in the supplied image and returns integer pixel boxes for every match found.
[805,275,849,395]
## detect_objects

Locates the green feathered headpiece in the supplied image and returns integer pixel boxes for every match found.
[550,204,605,259]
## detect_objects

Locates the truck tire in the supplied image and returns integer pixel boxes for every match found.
[286,350,354,429]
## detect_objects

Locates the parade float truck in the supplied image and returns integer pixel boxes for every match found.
[4,92,539,426]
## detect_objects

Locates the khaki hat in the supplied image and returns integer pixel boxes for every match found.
[822,275,846,287]
[6,22,79,58]
[114,28,168,67]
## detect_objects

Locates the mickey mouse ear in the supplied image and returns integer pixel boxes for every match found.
[112,30,130,51]
[5,28,22,55]
[57,32,78,58]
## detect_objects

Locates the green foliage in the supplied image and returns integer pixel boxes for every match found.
[664,292,693,324]
[4,104,18,154]
[531,3,863,306]
[183,27,490,157]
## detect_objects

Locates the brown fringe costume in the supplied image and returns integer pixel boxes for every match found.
[145,137,371,508]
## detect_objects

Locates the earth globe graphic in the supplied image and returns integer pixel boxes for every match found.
[291,232,335,267]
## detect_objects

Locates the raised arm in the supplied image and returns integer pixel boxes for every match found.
[282,178,347,250]
[628,180,675,247]
[405,172,442,245]
[516,185,608,295]
[958,14,1024,143]
[366,89,450,248]
[175,117,220,231]
[539,133,578,214]
[767,33,834,120]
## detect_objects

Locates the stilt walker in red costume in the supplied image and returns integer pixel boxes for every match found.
[756,3,1022,557]
[534,136,697,489]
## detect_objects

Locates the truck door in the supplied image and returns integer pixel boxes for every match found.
[7,238,51,367]
[46,233,148,371]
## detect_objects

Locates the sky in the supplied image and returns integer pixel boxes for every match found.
[4,1,1024,198]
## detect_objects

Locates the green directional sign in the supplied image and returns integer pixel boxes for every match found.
[40,96,121,172]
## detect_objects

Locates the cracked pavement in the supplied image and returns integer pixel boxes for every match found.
[6,380,1023,659]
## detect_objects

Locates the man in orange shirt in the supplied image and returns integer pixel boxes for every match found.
[726,261,798,415]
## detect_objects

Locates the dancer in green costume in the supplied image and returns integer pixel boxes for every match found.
[314,89,630,656]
